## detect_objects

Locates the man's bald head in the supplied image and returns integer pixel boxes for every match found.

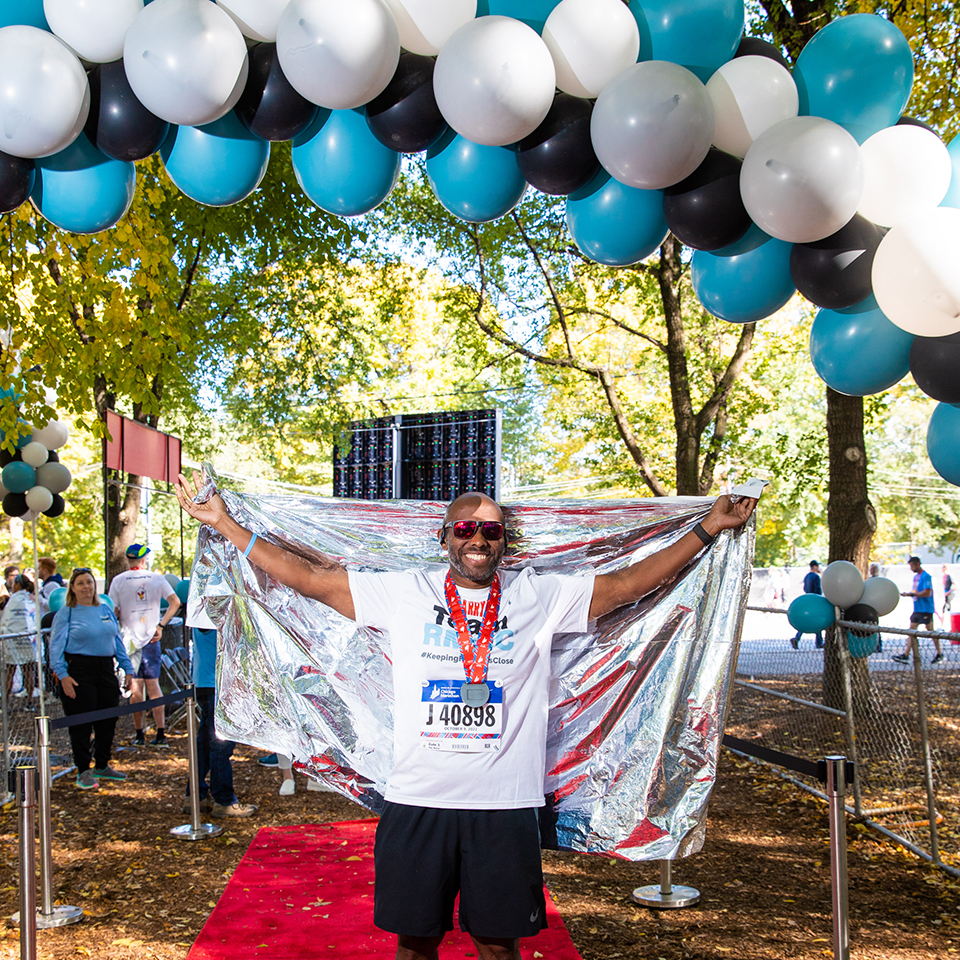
[443,492,504,526]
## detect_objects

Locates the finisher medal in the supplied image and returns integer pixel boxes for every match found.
[460,682,490,706]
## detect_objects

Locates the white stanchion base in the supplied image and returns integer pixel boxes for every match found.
[631,884,700,908]
[11,904,84,928]
[170,822,223,841]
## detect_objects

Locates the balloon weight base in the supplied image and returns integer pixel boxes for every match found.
[632,884,700,909]
[170,822,223,841]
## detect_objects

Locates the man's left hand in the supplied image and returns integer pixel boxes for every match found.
[701,494,759,538]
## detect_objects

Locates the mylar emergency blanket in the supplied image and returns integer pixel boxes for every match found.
[190,491,754,861]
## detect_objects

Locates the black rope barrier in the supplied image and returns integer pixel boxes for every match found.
[722,733,855,786]
[48,688,194,731]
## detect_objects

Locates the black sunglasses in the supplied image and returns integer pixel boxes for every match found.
[71,568,93,578]
[444,520,505,541]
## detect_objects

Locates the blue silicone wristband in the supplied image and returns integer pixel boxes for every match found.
[242,533,258,558]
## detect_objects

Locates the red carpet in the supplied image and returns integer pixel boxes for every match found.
[188,820,582,960]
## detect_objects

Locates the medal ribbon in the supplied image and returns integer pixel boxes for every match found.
[444,572,501,684]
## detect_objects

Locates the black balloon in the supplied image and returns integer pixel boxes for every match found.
[86,60,169,162]
[789,215,885,309]
[516,92,599,196]
[842,603,879,636]
[43,494,66,518]
[0,151,35,214]
[236,43,319,142]
[46,450,59,463]
[910,331,960,404]
[365,52,447,153]
[897,115,937,134]
[2,492,27,518]
[662,148,750,251]
[735,36,792,69]
[0,447,21,467]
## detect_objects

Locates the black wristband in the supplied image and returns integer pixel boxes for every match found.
[692,522,715,546]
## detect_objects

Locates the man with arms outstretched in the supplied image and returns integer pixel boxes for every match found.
[176,475,756,960]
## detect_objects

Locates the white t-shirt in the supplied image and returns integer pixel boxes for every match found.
[348,566,595,810]
[108,570,176,653]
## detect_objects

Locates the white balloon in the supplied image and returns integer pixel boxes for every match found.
[277,0,399,110]
[25,485,54,514]
[591,61,714,190]
[740,116,863,243]
[31,419,70,450]
[872,206,960,337]
[821,560,864,608]
[857,125,952,228]
[216,0,289,43]
[0,26,89,159]
[860,577,900,617]
[382,0,476,56]
[433,16,555,147]
[44,0,144,63]
[706,55,799,159]
[36,462,72,495]
[542,0,639,100]
[123,0,249,127]
[21,442,49,469]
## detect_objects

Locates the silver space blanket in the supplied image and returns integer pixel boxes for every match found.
[189,490,754,861]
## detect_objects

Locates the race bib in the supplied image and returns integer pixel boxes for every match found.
[420,679,503,753]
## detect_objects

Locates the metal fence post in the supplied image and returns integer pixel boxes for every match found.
[908,635,941,866]
[170,695,221,841]
[837,630,864,818]
[825,756,850,960]
[34,716,82,928]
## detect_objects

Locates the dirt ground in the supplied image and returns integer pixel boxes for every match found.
[0,730,956,960]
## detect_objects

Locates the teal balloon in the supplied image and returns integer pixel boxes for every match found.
[479,0,560,33]
[1,461,35,493]
[794,14,913,144]
[160,595,168,612]
[0,0,48,29]
[99,593,114,610]
[691,237,794,322]
[175,578,190,602]
[628,0,744,82]
[847,632,879,659]
[810,296,912,396]
[292,108,400,217]
[425,130,527,223]
[711,221,770,257]
[161,113,270,207]
[565,169,667,266]
[48,587,67,612]
[928,403,960,486]
[942,133,960,209]
[31,133,135,234]
[787,594,835,634]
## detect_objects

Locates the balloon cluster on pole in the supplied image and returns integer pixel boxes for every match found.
[0,2,959,482]
[0,420,73,521]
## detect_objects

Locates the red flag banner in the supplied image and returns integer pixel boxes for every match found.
[103,409,181,484]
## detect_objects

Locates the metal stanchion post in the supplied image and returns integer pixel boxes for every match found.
[12,766,37,960]
[34,716,82,928]
[170,695,222,841]
[632,859,700,908]
[825,756,850,960]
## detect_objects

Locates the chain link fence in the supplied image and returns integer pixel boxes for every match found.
[728,604,960,876]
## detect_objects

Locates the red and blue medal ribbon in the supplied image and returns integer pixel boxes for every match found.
[444,572,501,684]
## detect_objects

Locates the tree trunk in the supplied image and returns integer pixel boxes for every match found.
[823,388,877,710]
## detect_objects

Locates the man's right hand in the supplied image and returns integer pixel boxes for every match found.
[61,676,77,699]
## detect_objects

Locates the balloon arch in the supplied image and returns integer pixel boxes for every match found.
[1,0,959,484]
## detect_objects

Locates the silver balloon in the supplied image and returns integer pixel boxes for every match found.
[821,560,864,609]
[860,576,901,617]
[35,461,72,495]
[0,25,89,159]
[590,60,715,191]
[740,116,864,244]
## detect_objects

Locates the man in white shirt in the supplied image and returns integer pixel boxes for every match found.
[108,544,180,747]
[176,477,756,960]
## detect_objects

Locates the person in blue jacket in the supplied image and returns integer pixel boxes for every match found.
[790,561,824,649]
[50,568,133,790]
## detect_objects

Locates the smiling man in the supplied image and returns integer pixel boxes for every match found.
[176,478,756,960]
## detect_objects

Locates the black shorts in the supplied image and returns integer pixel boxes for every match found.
[373,802,547,940]
[910,612,934,626]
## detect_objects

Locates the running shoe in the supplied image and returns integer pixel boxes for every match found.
[257,753,280,767]
[150,732,169,748]
[92,766,127,782]
[76,770,99,790]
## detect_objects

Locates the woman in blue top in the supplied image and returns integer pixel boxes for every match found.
[51,568,134,790]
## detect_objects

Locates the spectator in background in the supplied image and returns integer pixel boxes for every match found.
[108,544,180,747]
[185,608,257,818]
[940,565,954,627]
[866,562,884,652]
[1,573,38,698]
[50,568,133,790]
[893,557,942,666]
[790,561,824,650]
[38,557,64,607]
[0,564,20,611]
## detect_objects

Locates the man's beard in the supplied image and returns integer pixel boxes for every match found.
[448,545,503,584]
